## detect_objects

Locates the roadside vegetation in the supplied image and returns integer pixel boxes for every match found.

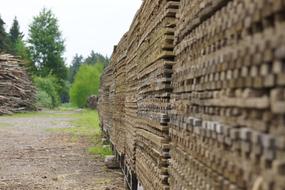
[0,8,110,157]
[0,9,108,110]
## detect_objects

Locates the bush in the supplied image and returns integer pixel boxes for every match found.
[70,63,104,108]
[34,75,61,108]
[35,89,53,108]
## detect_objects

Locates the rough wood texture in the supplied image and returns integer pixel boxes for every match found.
[0,54,36,115]
[99,0,285,189]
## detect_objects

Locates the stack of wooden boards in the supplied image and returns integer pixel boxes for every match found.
[0,54,35,114]
[98,0,285,189]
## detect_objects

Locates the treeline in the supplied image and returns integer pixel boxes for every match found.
[0,9,108,109]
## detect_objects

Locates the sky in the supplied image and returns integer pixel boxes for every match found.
[0,0,142,64]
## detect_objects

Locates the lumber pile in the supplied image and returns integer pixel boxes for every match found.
[99,0,285,189]
[134,1,179,190]
[87,95,98,109]
[0,54,36,115]
[170,0,285,189]
[98,62,114,137]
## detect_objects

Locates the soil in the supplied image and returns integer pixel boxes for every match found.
[0,111,124,190]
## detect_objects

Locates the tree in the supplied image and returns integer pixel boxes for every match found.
[68,54,83,83]
[9,17,24,54]
[70,63,104,107]
[84,51,109,66]
[0,16,10,52]
[28,8,67,81]
[9,17,23,44]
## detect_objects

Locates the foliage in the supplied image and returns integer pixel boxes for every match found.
[28,8,68,103]
[68,52,109,84]
[0,16,11,52]
[84,51,109,66]
[68,54,83,83]
[9,17,24,55]
[33,75,61,108]
[9,17,23,42]
[28,8,67,81]
[35,89,53,108]
[60,80,71,103]
[14,39,30,60]
[70,63,104,108]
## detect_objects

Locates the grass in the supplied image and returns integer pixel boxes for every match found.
[0,122,11,128]
[58,103,77,111]
[0,107,113,157]
[56,109,101,136]
[88,145,113,156]
[49,109,113,157]
[5,111,71,118]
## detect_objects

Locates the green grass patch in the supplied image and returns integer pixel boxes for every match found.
[58,103,77,111]
[0,122,11,128]
[87,145,113,157]
[6,111,60,118]
[49,109,113,157]
[6,110,80,119]
[57,109,101,137]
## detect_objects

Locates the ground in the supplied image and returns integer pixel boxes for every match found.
[0,110,124,190]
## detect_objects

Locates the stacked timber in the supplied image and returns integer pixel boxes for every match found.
[169,0,285,190]
[0,54,36,114]
[124,11,141,176]
[99,0,285,190]
[98,62,114,136]
[111,34,128,156]
[135,1,179,190]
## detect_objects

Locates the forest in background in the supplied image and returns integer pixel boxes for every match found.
[0,8,108,108]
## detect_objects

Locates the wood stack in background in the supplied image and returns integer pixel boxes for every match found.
[170,0,285,189]
[0,54,36,114]
[99,0,285,189]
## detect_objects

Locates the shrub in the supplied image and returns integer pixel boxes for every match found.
[70,63,104,108]
[35,89,53,108]
[33,75,61,108]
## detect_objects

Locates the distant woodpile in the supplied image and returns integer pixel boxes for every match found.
[0,54,36,114]
[99,0,285,190]
[87,95,98,109]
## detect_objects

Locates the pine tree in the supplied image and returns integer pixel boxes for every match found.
[68,54,83,83]
[84,51,109,66]
[9,17,24,55]
[0,16,10,52]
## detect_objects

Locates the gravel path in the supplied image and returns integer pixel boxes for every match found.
[0,111,124,190]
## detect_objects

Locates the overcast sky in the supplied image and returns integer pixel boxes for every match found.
[0,0,142,64]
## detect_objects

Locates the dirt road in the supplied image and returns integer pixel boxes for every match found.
[0,111,124,190]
